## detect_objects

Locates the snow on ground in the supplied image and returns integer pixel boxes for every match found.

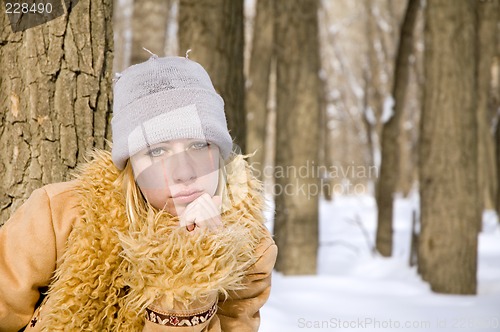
[261,194,500,332]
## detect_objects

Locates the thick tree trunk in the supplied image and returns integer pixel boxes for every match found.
[178,0,246,152]
[418,0,479,294]
[245,0,274,178]
[375,0,420,257]
[0,0,114,226]
[476,0,499,212]
[130,0,170,64]
[274,0,320,275]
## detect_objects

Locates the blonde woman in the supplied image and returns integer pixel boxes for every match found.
[0,55,277,331]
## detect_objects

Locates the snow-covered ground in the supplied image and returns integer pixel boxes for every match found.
[261,194,500,332]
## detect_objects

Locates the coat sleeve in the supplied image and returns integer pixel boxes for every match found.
[214,235,277,332]
[0,188,58,331]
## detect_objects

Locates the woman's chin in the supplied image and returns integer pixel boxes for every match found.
[165,204,186,217]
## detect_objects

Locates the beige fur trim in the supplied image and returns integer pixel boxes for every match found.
[41,150,268,331]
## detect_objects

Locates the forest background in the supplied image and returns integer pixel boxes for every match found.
[1,0,500,316]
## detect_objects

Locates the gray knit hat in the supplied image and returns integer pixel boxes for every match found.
[111,55,233,170]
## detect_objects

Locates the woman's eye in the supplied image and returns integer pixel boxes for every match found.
[147,147,165,157]
[191,142,210,150]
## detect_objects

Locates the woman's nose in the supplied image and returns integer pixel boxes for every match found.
[170,151,197,184]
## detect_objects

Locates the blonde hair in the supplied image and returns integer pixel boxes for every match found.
[120,161,154,226]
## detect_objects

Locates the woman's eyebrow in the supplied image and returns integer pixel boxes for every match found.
[149,142,172,148]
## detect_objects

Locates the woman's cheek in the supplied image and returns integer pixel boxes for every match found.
[142,188,169,210]
[198,169,219,197]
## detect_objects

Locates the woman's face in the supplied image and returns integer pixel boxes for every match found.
[130,138,220,216]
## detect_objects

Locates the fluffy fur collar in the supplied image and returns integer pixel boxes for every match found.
[41,150,269,331]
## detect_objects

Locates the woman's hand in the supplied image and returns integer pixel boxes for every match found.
[179,193,223,232]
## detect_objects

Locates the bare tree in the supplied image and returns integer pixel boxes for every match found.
[418,0,479,294]
[274,0,321,275]
[113,0,132,73]
[476,0,499,213]
[375,0,420,257]
[130,0,170,64]
[0,0,114,226]
[245,0,274,177]
[362,0,393,170]
[178,0,246,151]
[496,15,500,219]
[319,73,334,201]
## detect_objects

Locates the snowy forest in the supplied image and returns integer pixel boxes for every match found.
[1,0,500,331]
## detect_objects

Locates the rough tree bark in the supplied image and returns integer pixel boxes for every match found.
[0,0,114,226]
[274,0,320,275]
[130,0,170,64]
[375,0,420,257]
[418,0,479,294]
[245,0,274,178]
[178,0,246,152]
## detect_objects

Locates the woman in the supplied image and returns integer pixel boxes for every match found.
[0,55,277,331]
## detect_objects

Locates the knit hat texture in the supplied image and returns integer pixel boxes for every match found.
[111,55,232,170]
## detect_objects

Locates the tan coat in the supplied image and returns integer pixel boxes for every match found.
[0,151,277,331]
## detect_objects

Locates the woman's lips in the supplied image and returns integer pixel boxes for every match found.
[172,190,203,204]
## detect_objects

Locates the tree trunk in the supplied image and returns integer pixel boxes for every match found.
[496,58,500,218]
[274,0,320,275]
[130,0,170,64]
[0,0,114,226]
[375,0,420,257]
[164,0,179,56]
[418,0,479,294]
[496,2,500,221]
[476,0,499,212]
[245,0,274,178]
[364,0,388,173]
[400,16,424,199]
[318,68,333,201]
[113,0,133,73]
[178,0,246,152]
[361,71,376,170]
